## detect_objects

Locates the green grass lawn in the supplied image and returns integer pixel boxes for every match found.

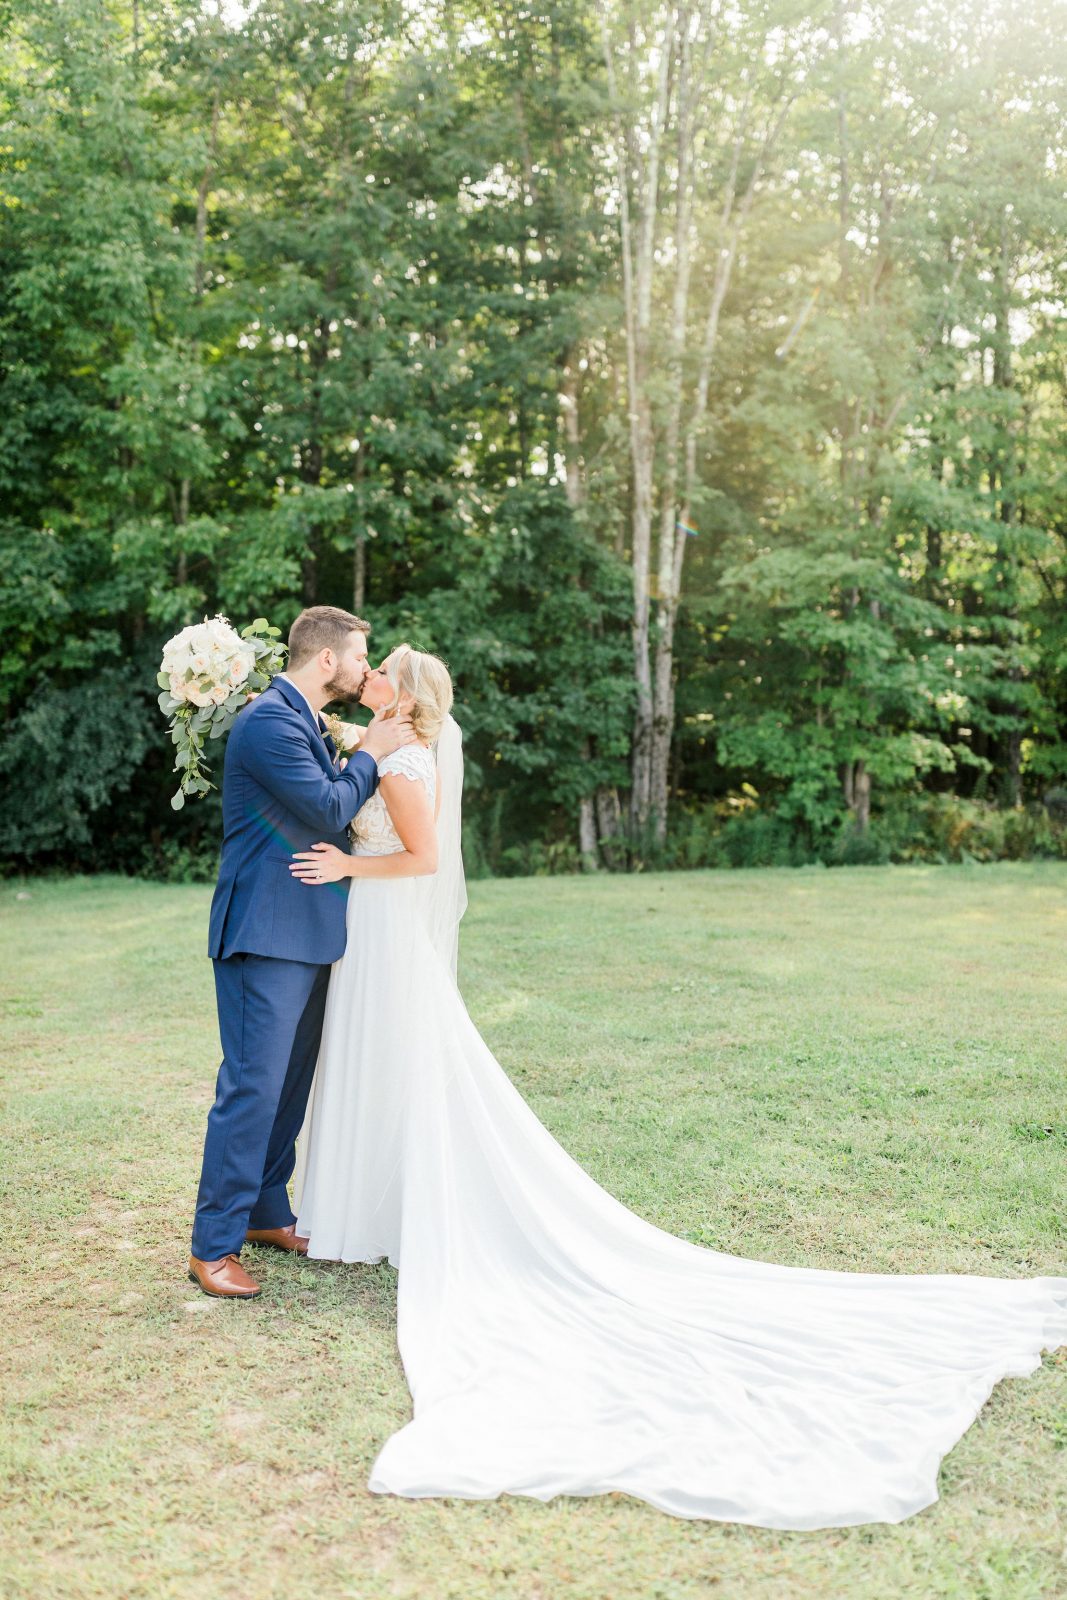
[1,863,1065,1600]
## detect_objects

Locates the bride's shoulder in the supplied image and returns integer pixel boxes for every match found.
[377,742,435,783]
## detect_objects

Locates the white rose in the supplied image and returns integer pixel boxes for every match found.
[205,617,240,651]
[162,624,195,658]
[162,644,188,674]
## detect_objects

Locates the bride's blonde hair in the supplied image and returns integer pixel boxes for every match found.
[384,644,453,743]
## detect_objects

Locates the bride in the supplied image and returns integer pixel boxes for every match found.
[287,644,1067,1532]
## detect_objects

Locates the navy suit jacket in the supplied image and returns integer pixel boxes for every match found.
[207,676,379,964]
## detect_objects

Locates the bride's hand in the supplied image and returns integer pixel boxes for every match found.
[288,842,352,885]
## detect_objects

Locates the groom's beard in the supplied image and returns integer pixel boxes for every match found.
[323,666,367,704]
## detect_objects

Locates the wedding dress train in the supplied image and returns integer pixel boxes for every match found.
[293,743,1067,1530]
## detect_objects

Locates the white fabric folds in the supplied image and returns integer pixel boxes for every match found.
[415,713,467,980]
[294,816,1067,1528]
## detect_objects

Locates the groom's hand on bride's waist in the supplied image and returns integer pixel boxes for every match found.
[359,709,417,766]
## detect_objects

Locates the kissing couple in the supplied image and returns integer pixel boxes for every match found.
[186,603,1067,1530]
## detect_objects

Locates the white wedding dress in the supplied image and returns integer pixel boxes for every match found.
[293,737,1067,1530]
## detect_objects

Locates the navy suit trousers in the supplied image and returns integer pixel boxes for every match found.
[191,953,330,1261]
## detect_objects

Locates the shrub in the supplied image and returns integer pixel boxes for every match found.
[655,793,1067,874]
[832,822,891,867]
[496,836,583,877]
[655,804,820,870]
[878,796,1067,865]
[0,671,155,864]
[136,836,220,884]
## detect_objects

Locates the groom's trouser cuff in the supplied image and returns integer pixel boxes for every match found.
[248,1180,296,1232]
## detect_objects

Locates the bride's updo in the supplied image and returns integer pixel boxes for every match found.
[385,644,453,743]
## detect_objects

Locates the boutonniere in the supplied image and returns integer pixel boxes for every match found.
[322,712,362,758]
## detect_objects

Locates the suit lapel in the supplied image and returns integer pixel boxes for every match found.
[271,674,317,728]
[270,677,335,773]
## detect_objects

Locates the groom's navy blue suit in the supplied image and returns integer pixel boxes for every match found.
[191,676,379,1261]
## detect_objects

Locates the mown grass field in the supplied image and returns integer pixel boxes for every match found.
[1,863,1065,1600]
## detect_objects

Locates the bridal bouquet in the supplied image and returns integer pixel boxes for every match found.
[157,615,286,809]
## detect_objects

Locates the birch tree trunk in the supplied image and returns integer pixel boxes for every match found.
[561,350,601,868]
[173,86,221,592]
[560,347,623,869]
[352,444,368,612]
[648,83,786,842]
[602,9,676,843]
[604,3,799,847]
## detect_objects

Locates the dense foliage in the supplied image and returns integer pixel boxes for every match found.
[2,0,1065,879]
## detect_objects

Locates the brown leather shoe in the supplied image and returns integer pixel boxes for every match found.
[244,1223,309,1255]
[188,1253,262,1298]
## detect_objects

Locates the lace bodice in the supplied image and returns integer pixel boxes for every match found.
[350,743,436,856]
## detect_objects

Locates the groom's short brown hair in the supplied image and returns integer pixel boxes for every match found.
[287,605,371,669]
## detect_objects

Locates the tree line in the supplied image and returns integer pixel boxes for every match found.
[2,0,1066,880]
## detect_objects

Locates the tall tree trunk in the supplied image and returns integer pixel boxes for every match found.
[647,15,695,845]
[171,86,222,594]
[194,89,221,300]
[353,531,366,613]
[559,354,584,511]
[991,210,1023,806]
[559,348,620,869]
[853,760,870,831]
[596,784,624,869]
[648,81,792,842]
[649,596,679,840]
[833,0,853,488]
[299,297,335,606]
[604,10,796,848]
[351,443,368,612]
[602,12,675,844]
[579,749,599,871]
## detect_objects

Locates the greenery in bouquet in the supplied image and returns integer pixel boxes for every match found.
[157,616,287,808]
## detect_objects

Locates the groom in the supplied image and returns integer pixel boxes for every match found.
[188,605,415,1299]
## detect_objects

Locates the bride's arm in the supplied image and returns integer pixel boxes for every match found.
[350,773,437,877]
[289,773,437,885]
